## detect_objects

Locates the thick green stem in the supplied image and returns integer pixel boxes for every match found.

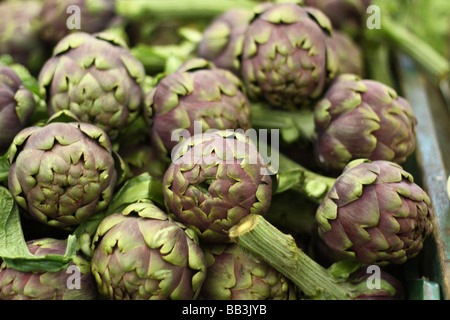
[251,105,317,144]
[115,0,258,20]
[229,214,353,300]
[275,149,336,203]
[375,16,450,83]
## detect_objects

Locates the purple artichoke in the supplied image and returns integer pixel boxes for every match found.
[91,201,207,300]
[144,58,251,154]
[8,118,118,229]
[200,243,296,300]
[163,131,273,243]
[0,66,36,153]
[0,1,46,73]
[314,74,417,171]
[39,0,117,45]
[316,159,433,265]
[0,238,97,300]
[325,30,364,76]
[198,8,254,74]
[304,0,372,38]
[38,32,146,138]
[241,3,333,110]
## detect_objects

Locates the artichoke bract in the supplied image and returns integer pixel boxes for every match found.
[38,32,146,138]
[316,159,433,265]
[39,0,117,45]
[8,119,118,229]
[0,66,36,153]
[241,3,332,110]
[0,238,97,300]
[144,58,251,154]
[200,243,296,300]
[198,8,254,74]
[163,131,273,243]
[91,201,207,300]
[314,74,417,171]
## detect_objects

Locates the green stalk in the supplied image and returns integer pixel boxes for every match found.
[229,214,353,300]
[274,148,336,204]
[375,16,450,83]
[115,0,258,20]
[251,104,317,144]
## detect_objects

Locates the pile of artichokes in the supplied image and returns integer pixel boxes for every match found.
[0,0,444,301]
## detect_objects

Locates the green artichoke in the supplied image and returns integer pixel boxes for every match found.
[198,8,254,74]
[0,66,36,153]
[144,58,251,154]
[0,1,46,73]
[0,238,96,300]
[314,74,417,171]
[163,131,273,243]
[241,2,333,110]
[304,0,372,38]
[38,32,146,138]
[91,201,207,300]
[39,0,117,45]
[8,117,118,229]
[200,243,296,300]
[315,159,433,265]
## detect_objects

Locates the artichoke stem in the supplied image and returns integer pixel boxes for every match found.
[251,105,317,143]
[376,16,450,83]
[115,0,257,19]
[229,214,352,300]
[276,150,336,203]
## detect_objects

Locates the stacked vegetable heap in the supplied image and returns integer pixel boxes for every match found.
[0,0,448,300]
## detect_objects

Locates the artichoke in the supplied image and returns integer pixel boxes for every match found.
[0,238,97,300]
[39,0,117,45]
[314,74,417,171]
[315,159,433,265]
[198,8,254,74]
[325,31,364,76]
[163,131,273,243]
[8,117,118,229]
[348,267,405,300]
[144,58,251,154]
[91,201,207,300]
[0,1,46,73]
[241,2,333,110]
[200,243,296,300]
[304,0,372,38]
[0,66,36,153]
[38,32,146,138]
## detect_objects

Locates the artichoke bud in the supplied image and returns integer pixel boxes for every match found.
[241,2,333,110]
[38,32,146,139]
[91,200,207,300]
[0,66,36,153]
[163,131,273,243]
[199,243,297,300]
[316,159,433,266]
[314,74,417,172]
[0,238,97,300]
[8,116,118,229]
[198,8,254,74]
[144,58,252,155]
